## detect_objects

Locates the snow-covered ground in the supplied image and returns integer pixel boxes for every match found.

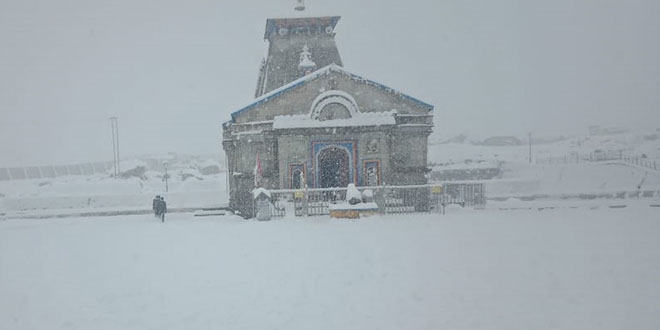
[429,130,660,198]
[486,162,660,197]
[1,205,659,330]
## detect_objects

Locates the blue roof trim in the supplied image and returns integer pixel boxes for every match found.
[341,71,435,111]
[230,80,306,122]
[228,64,434,123]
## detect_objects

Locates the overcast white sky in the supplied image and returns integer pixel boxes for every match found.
[1,0,659,166]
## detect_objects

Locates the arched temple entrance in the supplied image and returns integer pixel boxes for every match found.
[318,147,350,188]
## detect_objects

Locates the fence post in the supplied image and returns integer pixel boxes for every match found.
[383,186,388,215]
[303,185,308,217]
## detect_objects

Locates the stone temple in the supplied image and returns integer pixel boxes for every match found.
[222,12,434,217]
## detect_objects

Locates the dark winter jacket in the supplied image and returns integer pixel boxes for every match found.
[157,200,167,214]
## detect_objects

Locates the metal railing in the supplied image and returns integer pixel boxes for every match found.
[536,150,659,172]
[621,155,659,171]
[257,183,486,218]
[0,162,115,181]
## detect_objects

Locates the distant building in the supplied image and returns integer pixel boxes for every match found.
[481,136,523,146]
[588,125,629,136]
[222,13,434,217]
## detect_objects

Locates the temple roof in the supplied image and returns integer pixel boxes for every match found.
[230,64,434,123]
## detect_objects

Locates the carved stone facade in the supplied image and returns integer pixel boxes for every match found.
[222,15,434,217]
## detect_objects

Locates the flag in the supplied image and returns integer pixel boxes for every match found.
[254,153,262,187]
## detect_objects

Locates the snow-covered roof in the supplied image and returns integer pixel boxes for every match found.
[272,110,397,130]
[252,187,271,199]
[231,130,264,136]
[229,64,433,123]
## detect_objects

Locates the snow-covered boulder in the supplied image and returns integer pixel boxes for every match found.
[346,183,362,205]
[179,168,203,181]
[118,160,147,179]
[198,159,222,175]
[362,189,374,203]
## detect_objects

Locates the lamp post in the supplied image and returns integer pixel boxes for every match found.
[163,161,169,192]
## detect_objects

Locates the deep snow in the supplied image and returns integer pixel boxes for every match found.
[1,205,659,330]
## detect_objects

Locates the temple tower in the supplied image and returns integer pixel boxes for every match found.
[254,15,343,97]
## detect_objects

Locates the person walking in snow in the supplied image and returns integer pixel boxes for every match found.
[153,195,160,217]
[157,196,167,222]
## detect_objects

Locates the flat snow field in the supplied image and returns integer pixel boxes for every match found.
[1,206,659,330]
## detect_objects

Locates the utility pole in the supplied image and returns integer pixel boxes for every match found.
[115,117,120,174]
[163,161,169,192]
[109,117,120,178]
[528,132,532,164]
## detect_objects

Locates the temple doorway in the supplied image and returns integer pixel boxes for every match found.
[318,147,350,188]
